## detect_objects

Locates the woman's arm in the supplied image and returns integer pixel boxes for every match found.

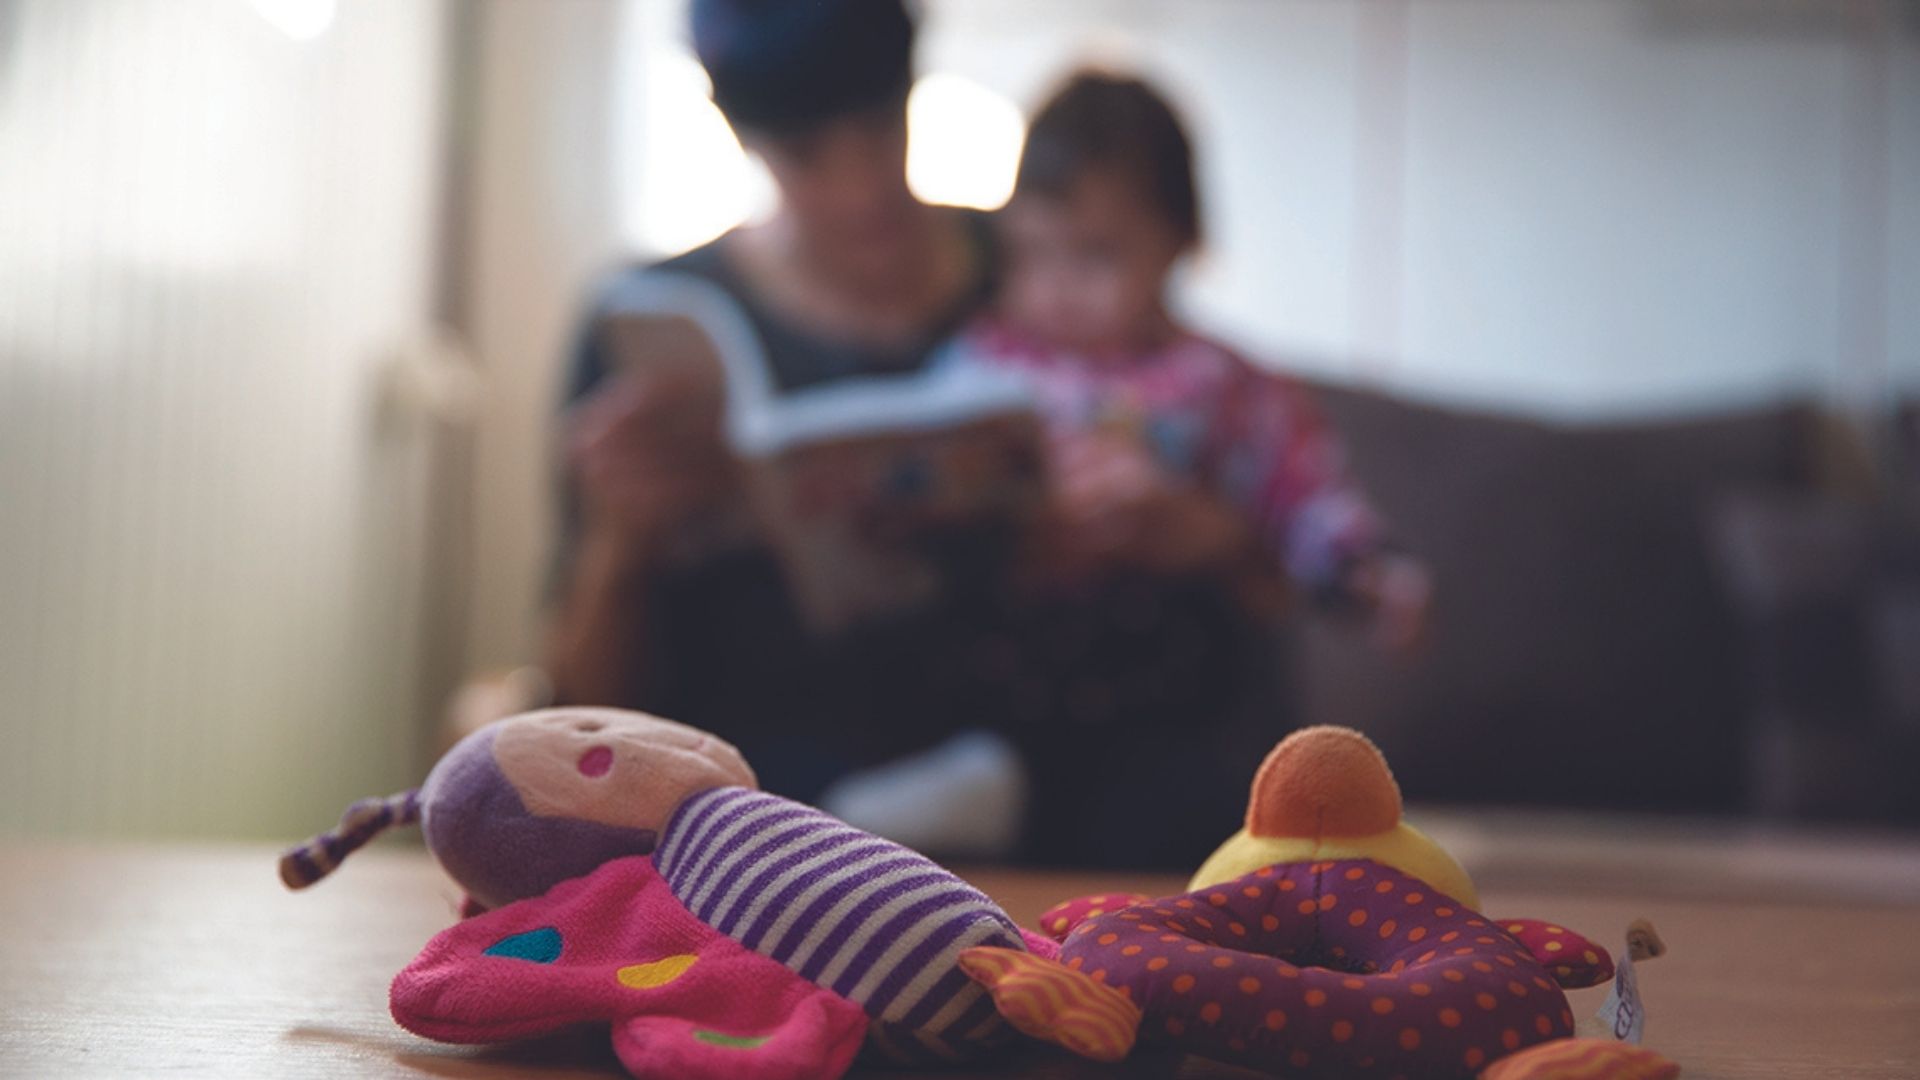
[544,316,738,706]
[546,524,660,707]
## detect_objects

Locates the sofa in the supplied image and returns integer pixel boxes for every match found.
[1297,384,1874,817]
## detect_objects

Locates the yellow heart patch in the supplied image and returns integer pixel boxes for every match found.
[616,953,699,989]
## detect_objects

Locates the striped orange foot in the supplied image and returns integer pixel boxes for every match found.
[957,946,1143,1063]
[1479,1037,1681,1080]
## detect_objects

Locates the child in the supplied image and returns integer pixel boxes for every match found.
[964,69,1428,645]
[821,71,1426,870]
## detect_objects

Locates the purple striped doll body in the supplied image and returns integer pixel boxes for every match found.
[281,707,1039,1080]
[652,785,1029,1062]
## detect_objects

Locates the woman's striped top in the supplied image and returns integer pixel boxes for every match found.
[651,785,1024,1061]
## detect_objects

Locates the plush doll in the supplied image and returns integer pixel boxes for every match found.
[281,707,1049,1080]
[958,726,1680,1080]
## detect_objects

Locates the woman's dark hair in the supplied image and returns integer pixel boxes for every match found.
[690,0,916,135]
[1015,70,1202,246]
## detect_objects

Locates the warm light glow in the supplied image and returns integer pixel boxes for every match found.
[249,0,336,41]
[3,10,299,274]
[908,73,1026,211]
[625,61,1025,255]
[632,53,775,257]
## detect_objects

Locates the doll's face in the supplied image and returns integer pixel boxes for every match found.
[491,708,756,835]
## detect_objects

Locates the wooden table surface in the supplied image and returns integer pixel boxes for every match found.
[3,815,1918,1079]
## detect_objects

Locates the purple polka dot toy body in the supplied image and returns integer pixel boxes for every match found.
[959,726,1680,1080]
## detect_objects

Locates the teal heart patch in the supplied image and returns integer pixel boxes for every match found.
[482,926,562,963]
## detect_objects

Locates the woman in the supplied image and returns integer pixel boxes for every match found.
[548,0,1003,804]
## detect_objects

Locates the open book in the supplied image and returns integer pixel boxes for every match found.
[598,271,1042,635]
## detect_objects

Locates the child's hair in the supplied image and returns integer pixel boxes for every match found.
[1015,69,1202,246]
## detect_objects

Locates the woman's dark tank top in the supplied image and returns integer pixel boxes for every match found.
[567,213,996,404]
[557,214,1002,794]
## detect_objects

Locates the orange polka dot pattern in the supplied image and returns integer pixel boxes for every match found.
[1053,859,1574,1078]
[1037,892,1157,941]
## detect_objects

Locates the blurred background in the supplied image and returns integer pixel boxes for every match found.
[2,0,1916,843]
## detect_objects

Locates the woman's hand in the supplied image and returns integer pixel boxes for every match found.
[551,363,733,708]
[565,367,736,559]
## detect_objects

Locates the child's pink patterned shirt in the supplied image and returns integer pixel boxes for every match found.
[951,320,1385,599]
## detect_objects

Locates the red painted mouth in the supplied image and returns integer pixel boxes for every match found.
[577,746,613,778]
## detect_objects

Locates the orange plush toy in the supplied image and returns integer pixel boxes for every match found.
[961,726,1679,1080]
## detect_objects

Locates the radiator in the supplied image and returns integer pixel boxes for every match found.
[0,0,453,839]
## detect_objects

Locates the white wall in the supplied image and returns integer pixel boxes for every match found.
[0,0,450,837]
[1881,6,1920,408]
[458,0,631,675]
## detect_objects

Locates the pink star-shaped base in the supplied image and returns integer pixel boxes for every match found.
[391,855,870,1080]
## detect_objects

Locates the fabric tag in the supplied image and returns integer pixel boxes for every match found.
[1593,919,1663,1043]
[1593,944,1643,1042]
